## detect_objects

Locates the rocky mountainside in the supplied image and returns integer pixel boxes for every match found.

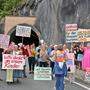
[1,0,90,45]
[35,0,90,44]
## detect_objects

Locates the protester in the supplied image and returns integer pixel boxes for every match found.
[12,45,23,83]
[49,45,57,72]
[39,43,49,67]
[63,44,69,54]
[35,45,41,66]
[82,43,90,70]
[18,44,27,78]
[53,44,67,90]
[76,44,84,69]
[0,44,4,81]
[28,43,36,74]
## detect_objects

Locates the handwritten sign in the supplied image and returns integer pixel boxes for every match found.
[65,24,78,43]
[65,24,77,30]
[0,34,10,49]
[16,25,31,37]
[65,30,78,42]
[34,67,52,80]
[2,54,25,70]
[78,29,90,42]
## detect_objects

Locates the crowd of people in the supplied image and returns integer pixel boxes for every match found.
[0,40,90,90]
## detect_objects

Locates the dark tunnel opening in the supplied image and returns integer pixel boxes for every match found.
[9,25,39,47]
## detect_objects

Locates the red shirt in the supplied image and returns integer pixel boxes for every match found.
[21,47,29,57]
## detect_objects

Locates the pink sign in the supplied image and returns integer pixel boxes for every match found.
[65,24,77,30]
[0,34,10,49]
[2,54,25,70]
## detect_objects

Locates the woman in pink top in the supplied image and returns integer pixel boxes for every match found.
[82,43,90,70]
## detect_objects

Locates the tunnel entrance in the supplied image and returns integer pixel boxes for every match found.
[8,24,40,47]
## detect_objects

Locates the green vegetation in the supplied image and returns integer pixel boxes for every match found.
[0,0,23,19]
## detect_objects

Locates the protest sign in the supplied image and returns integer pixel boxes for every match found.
[78,29,90,42]
[34,67,52,80]
[65,30,78,43]
[2,54,25,70]
[0,34,10,49]
[65,24,78,43]
[16,25,31,37]
[65,24,77,30]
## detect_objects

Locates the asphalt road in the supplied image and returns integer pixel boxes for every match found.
[0,74,89,90]
[0,61,89,90]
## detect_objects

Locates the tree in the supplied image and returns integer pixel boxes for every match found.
[0,0,23,19]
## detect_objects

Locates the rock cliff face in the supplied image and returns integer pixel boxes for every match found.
[34,0,90,44]
[1,0,90,45]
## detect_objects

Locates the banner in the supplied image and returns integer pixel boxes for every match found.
[0,34,10,49]
[2,54,25,70]
[16,25,31,37]
[34,67,52,80]
[78,29,90,42]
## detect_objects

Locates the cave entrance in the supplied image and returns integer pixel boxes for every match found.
[8,24,40,47]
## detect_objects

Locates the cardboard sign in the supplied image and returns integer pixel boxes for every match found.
[65,24,78,43]
[65,30,78,43]
[16,25,31,37]
[2,54,25,70]
[34,67,52,80]
[0,34,10,49]
[78,29,90,42]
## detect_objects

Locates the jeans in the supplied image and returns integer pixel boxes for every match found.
[55,76,64,90]
[50,61,55,72]
[28,57,35,72]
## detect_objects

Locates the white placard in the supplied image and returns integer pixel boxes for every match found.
[2,54,25,70]
[16,25,31,37]
[34,67,52,80]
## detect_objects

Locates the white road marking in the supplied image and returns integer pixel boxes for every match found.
[65,78,90,90]
[73,81,90,90]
